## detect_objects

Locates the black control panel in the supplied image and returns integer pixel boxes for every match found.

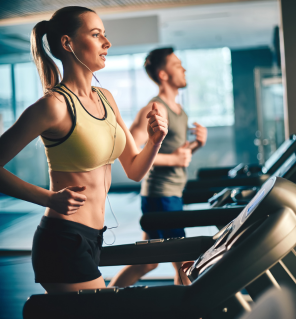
[187,177,276,280]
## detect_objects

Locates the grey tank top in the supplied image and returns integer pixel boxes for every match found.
[141,96,188,197]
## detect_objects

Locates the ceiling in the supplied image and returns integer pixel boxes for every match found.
[159,0,279,50]
[0,0,271,21]
[0,0,279,60]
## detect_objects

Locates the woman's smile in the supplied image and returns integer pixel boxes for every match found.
[99,54,106,61]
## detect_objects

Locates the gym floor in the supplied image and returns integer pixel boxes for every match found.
[0,193,217,319]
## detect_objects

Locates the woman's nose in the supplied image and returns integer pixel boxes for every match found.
[103,37,112,49]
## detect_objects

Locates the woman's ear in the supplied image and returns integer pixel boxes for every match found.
[61,35,72,52]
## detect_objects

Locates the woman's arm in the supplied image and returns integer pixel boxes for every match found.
[101,89,168,182]
[0,95,86,214]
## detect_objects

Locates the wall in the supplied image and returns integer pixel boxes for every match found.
[231,47,273,164]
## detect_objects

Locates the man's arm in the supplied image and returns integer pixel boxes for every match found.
[130,103,192,167]
[188,122,208,153]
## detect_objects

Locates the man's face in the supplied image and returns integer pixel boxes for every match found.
[163,53,187,88]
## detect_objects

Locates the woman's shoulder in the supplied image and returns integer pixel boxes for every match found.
[27,90,69,123]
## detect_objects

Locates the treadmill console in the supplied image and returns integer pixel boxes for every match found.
[187,177,276,281]
[215,153,296,207]
[234,177,275,229]
[262,135,296,174]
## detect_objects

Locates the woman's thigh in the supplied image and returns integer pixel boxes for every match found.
[41,276,106,294]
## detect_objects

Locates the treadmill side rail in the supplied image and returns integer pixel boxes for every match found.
[140,206,244,231]
[99,236,214,266]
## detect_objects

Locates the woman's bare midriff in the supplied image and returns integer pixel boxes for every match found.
[44,164,112,230]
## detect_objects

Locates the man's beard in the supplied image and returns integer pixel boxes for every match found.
[179,82,187,89]
[168,74,187,89]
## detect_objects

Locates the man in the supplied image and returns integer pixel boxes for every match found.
[109,48,207,286]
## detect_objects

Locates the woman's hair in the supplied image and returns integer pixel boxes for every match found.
[144,47,174,85]
[31,6,95,93]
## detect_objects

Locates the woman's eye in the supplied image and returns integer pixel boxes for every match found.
[92,33,107,38]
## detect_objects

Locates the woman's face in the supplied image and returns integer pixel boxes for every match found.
[69,12,111,72]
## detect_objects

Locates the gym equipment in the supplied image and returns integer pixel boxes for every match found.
[23,177,296,319]
[140,151,296,232]
[198,134,296,180]
[183,134,296,204]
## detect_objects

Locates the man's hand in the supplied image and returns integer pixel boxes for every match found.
[189,122,207,148]
[146,102,168,146]
[172,141,192,167]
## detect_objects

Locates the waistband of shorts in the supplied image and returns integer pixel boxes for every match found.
[39,216,107,240]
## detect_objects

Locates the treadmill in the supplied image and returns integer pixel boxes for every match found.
[140,151,296,232]
[23,177,296,319]
[183,134,296,204]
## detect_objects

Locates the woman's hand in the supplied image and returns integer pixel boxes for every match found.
[146,102,168,146]
[48,186,87,215]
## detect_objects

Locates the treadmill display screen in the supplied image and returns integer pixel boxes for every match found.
[262,138,294,174]
[240,177,276,223]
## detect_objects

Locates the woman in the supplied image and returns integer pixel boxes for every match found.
[0,6,167,293]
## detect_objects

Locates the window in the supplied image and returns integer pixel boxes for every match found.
[177,47,234,127]
[14,63,43,118]
[0,64,13,132]
[1,62,47,186]
[95,48,234,128]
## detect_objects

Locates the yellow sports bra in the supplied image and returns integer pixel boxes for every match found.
[41,83,126,172]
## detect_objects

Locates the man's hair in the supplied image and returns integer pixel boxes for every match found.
[144,47,174,84]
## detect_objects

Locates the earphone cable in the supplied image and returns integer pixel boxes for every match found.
[68,44,101,84]
[68,44,120,238]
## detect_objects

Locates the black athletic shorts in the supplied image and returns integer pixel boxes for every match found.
[32,216,106,283]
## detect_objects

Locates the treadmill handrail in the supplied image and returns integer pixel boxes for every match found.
[99,236,214,266]
[262,134,296,175]
[140,206,244,231]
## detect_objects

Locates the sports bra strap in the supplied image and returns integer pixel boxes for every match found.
[41,86,77,146]
[52,86,76,121]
